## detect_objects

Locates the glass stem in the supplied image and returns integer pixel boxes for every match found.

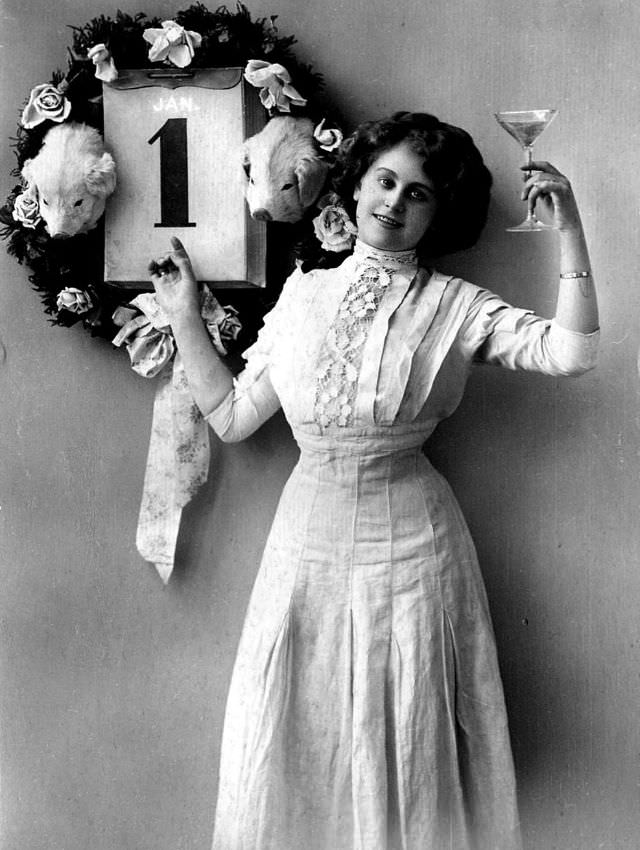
[524,146,536,221]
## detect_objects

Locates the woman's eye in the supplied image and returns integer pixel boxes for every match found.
[379,178,393,188]
[74,199,84,207]
[281,183,294,191]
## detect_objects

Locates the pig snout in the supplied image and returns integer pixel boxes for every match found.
[252,208,273,222]
[40,194,106,239]
[42,211,76,239]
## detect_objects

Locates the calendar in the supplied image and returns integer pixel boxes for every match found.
[103,68,266,288]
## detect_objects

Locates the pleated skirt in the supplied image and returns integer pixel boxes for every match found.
[212,428,522,850]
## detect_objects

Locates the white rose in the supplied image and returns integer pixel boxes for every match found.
[12,191,41,229]
[313,119,344,152]
[312,204,357,252]
[56,287,94,314]
[21,84,71,129]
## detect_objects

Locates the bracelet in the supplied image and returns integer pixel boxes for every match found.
[560,270,591,279]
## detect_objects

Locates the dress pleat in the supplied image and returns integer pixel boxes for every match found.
[213,436,520,849]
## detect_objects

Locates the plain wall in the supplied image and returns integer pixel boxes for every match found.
[1,1,638,848]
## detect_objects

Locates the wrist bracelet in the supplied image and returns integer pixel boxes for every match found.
[560,271,590,279]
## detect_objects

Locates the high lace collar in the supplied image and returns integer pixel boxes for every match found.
[352,239,418,271]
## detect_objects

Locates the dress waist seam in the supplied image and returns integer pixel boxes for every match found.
[294,427,430,456]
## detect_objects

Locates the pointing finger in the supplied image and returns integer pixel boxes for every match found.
[168,236,194,273]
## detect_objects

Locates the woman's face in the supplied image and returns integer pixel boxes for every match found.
[353,140,438,252]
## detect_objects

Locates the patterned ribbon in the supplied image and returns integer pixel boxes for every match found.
[113,289,240,583]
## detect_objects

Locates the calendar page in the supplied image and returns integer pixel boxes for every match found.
[103,68,266,288]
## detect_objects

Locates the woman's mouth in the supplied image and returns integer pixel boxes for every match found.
[373,213,402,229]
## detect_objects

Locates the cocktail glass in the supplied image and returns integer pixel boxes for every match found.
[494,108,558,231]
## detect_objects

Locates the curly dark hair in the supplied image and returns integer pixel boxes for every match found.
[332,111,493,257]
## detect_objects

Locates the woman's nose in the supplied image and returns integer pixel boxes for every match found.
[385,189,404,211]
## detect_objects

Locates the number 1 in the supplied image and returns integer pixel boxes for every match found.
[148,118,196,228]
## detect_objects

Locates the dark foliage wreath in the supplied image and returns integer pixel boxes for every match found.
[0,3,325,348]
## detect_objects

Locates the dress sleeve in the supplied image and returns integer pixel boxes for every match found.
[462,288,599,375]
[205,267,303,442]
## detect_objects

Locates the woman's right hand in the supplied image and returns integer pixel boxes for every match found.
[148,236,200,321]
[521,161,582,233]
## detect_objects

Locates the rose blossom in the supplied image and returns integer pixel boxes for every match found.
[313,119,344,152]
[12,190,41,229]
[313,204,357,252]
[56,287,94,314]
[21,84,71,129]
[143,20,202,68]
[243,60,306,112]
[87,43,118,83]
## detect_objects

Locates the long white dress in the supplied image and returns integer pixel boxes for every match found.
[206,240,598,850]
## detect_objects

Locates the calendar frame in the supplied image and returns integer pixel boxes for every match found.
[103,67,267,290]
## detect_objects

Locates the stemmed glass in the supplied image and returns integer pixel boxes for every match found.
[494,108,558,231]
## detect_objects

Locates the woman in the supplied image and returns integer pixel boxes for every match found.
[150,112,598,850]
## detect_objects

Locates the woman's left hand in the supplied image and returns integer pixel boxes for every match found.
[521,161,582,232]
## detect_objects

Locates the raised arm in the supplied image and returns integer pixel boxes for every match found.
[149,237,234,418]
[522,161,598,333]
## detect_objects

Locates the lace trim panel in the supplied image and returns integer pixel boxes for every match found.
[313,264,394,428]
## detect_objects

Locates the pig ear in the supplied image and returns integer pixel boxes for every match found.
[85,152,117,197]
[295,156,329,208]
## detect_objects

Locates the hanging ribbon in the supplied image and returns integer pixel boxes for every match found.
[112,288,241,583]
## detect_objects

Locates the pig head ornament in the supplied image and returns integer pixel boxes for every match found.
[22,122,116,239]
[242,116,329,223]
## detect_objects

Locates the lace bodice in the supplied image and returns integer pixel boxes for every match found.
[313,241,419,428]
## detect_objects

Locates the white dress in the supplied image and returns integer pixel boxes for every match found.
[206,241,598,850]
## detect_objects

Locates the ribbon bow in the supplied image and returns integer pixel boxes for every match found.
[313,119,344,152]
[142,20,202,69]
[113,288,240,583]
[243,60,307,113]
[87,44,118,83]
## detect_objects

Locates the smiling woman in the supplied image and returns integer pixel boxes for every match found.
[1,0,633,847]
[146,109,599,849]
[333,111,493,260]
[352,141,438,252]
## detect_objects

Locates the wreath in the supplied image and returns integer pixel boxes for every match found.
[1,5,356,580]
[0,3,332,351]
